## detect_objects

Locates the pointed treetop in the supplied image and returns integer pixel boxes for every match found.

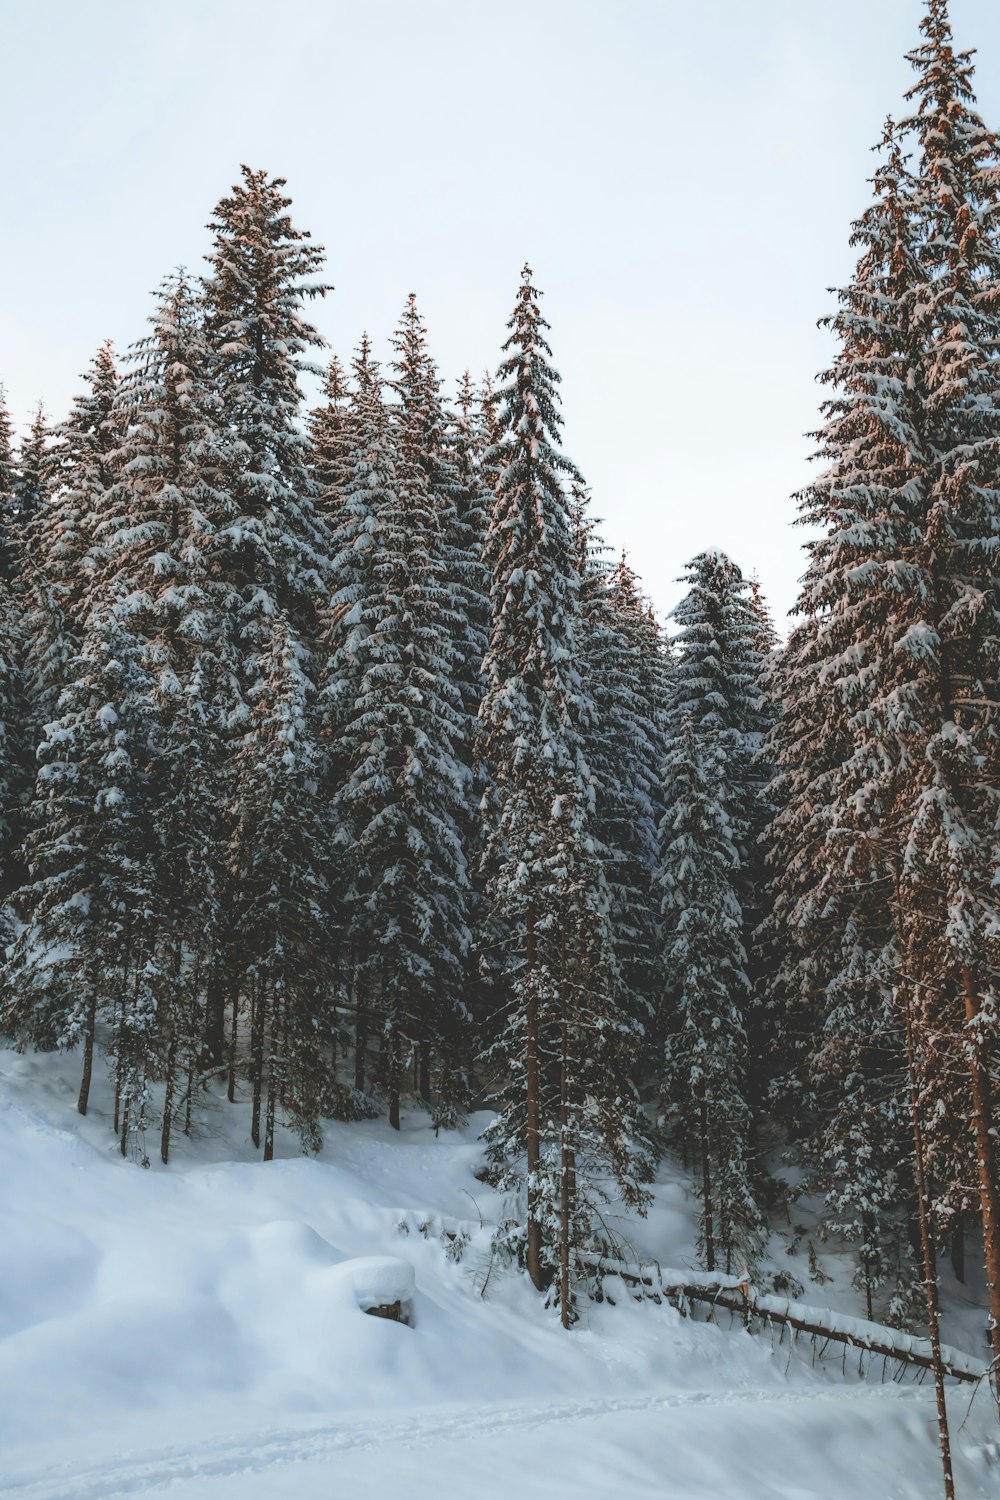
[351,332,379,399]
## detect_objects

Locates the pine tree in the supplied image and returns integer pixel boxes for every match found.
[762,121,929,1313]
[571,505,664,1059]
[479,267,650,1317]
[231,616,334,1156]
[309,353,353,535]
[666,550,767,864]
[105,271,238,1159]
[21,346,119,726]
[767,0,1000,1367]
[659,549,767,1254]
[0,389,25,898]
[321,331,473,1129]
[200,166,332,1078]
[898,0,1000,1370]
[4,604,153,1131]
[658,714,762,1271]
[12,405,49,535]
[0,387,17,581]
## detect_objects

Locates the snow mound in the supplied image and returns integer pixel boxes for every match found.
[324,1255,416,1323]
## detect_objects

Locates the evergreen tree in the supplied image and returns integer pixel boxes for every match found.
[231,616,334,1156]
[479,266,650,1318]
[308,353,353,535]
[897,0,1000,1363]
[658,714,762,1272]
[21,347,119,726]
[0,387,16,580]
[762,121,928,1313]
[4,604,153,1131]
[322,332,473,1129]
[571,506,664,1056]
[0,388,25,897]
[200,165,332,1077]
[105,271,238,1159]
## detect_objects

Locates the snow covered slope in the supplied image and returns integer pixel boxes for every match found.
[1,1047,997,1500]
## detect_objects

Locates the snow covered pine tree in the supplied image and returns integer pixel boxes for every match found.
[479,266,651,1323]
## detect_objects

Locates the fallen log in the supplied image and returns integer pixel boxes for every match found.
[577,1253,988,1387]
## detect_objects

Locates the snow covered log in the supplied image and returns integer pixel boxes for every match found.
[578,1254,987,1385]
[329,1257,416,1327]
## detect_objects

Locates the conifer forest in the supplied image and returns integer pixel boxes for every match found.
[4,4,1000,1496]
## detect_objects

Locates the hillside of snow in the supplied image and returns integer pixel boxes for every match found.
[1,1047,998,1500]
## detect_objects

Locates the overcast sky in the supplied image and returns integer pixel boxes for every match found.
[2,0,999,628]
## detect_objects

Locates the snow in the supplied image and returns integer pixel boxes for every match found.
[1,1045,997,1500]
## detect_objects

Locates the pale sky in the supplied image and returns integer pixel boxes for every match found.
[2,0,999,629]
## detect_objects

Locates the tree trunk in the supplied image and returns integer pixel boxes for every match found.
[861,1212,875,1322]
[904,984,955,1500]
[960,966,1000,1389]
[354,961,368,1093]
[418,1041,431,1105]
[525,904,543,1292]
[263,1000,282,1162]
[227,983,239,1104]
[388,1021,401,1131]
[77,990,98,1117]
[264,1078,276,1161]
[250,983,263,1150]
[949,1219,965,1286]
[699,1090,716,1274]
[559,999,572,1330]
[160,1036,177,1166]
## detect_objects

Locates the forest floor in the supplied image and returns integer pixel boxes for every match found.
[1,1046,998,1500]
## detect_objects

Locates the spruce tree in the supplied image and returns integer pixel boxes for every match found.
[658,714,762,1271]
[105,271,238,1158]
[898,0,1000,1366]
[4,603,153,1130]
[12,405,49,534]
[21,346,119,726]
[231,615,334,1156]
[0,387,16,580]
[309,353,353,535]
[200,166,332,1079]
[321,331,473,1129]
[571,506,664,1055]
[479,267,650,1317]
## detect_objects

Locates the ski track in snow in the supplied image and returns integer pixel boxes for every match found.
[3,1384,934,1500]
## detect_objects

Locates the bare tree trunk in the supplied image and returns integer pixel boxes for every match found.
[949,1219,965,1286]
[227,982,239,1104]
[77,989,98,1117]
[160,1036,177,1166]
[960,966,1000,1392]
[354,953,368,1093]
[699,1089,716,1273]
[861,1212,875,1322]
[184,1060,194,1136]
[525,904,543,1292]
[263,1000,281,1161]
[250,982,263,1150]
[388,1021,401,1131]
[559,1002,572,1330]
[904,983,955,1500]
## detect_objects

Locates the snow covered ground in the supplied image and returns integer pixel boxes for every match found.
[1,1047,998,1500]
